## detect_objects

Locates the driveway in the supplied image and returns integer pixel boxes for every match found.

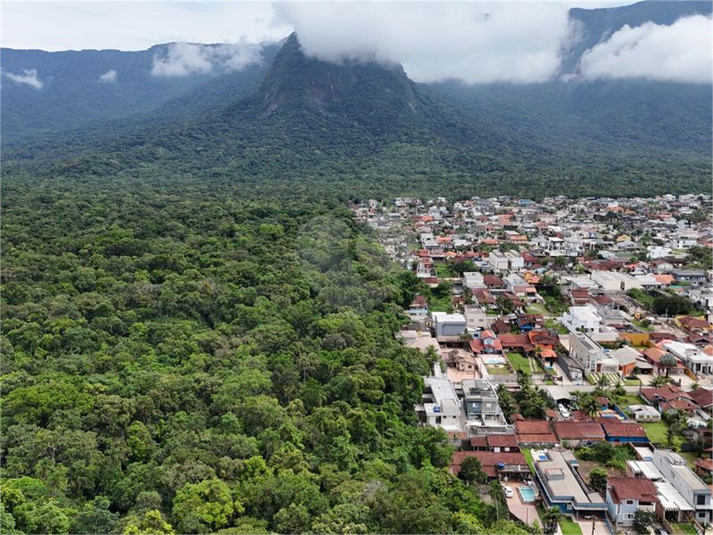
[577,518,612,535]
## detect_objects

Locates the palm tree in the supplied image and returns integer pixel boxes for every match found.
[595,374,610,389]
[581,395,600,418]
[488,481,505,522]
[649,375,671,388]
[541,507,562,535]
[659,354,677,378]
[691,382,701,390]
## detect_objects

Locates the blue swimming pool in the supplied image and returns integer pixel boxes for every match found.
[518,486,536,503]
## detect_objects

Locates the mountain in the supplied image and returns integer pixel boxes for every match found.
[0,42,280,144]
[3,1,711,198]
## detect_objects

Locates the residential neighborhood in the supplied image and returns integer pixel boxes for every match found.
[358,194,713,535]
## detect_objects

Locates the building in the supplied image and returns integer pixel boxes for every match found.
[489,251,510,272]
[606,477,658,527]
[450,451,530,480]
[421,377,462,432]
[432,312,467,343]
[464,305,488,331]
[553,421,606,446]
[629,405,661,422]
[651,449,712,525]
[533,449,608,515]
[463,271,486,289]
[514,419,558,447]
[664,341,713,376]
[597,420,649,443]
[671,269,707,287]
[561,306,602,334]
[568,333,605,374]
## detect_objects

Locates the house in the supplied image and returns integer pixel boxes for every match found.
[516,314,543,333]
[641,384,694,410]
[514,419,558,446]
[499,333,535,354]
[483,274,505,289]
[464,304,488,331]
[561,305,602,334]
[488,251,510,272]
[469,330,502,355]
[486,434,520,452]
[533,449,608,514]
[463,271,486,290]
[678,316,712,334]
[450,451,529,479]
[596,420,649,443]
[528,330,560,369]
[568,333,605,374]
[629,405,662,422]
[421,377,462,432]
[569,288,591,306]
[433,312,467,343]
[671,269,707,287]
[664,341,713,376]
[688,388,713,412]
[553,421,605,446]
[606,477,658,527]
[651,449,712,524]
[609,346,641,377]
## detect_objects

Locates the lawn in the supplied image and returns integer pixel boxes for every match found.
[544,319,569,335]
[640,421,669,443]
[620,395,645,406]
[671,523,698,535]
[522,448,535,473]
[507,352,532,373]
[486,365,512,376]
[559,517,583,535]
[527,303,548,315]
[624,379,641,386]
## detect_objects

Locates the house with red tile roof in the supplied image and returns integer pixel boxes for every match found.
[688,387,713,410]
[594,419,649,443]
[606,477,658,527]
[553,421,605,446]
[514,419,558,446]
[486,434,520,452]
[450,451,529,479]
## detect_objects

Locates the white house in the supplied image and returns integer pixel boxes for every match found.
[561,305,602,334]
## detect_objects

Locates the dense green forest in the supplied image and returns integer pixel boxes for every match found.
[0,175,536,534]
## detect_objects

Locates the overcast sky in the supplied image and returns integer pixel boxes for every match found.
[2,2,710,85]
[2,1,629,51]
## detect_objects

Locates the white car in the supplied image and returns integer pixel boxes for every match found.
[558,404,571,419]
[503,485,514,498]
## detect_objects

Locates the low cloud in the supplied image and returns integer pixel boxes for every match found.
[151,42,263,77]
[3,68,43,89]
[577,15,712,83]
[99,69,118,83]
[273,3,576,84]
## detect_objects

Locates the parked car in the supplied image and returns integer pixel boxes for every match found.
[654,529,669,535]
[558,404,571,418]
[503,485,514,498]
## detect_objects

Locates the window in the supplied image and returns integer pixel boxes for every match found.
[435,416,442,424]
[697,495,707,505]
[625,514,635,520]
[625,500,635,506]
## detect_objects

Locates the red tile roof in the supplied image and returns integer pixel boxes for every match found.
[641,385,693,404]
[596,420,648,439]
[608,477,658,503]
[450,451,527,477]
[689,388,713,409]
[487,434,519,449]
[553,421,605,441]
[514,419,552,435]
[516,433,559,444]
[470,436,488,449]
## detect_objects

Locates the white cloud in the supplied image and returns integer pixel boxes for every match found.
[99,69,118,83]
[3,68,43,89]
[151,42,264,77]
[151,43,214,76]
[273,3,576,84]
[577,15,712,83]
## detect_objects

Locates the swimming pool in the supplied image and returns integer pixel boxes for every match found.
[518,486,536,503]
